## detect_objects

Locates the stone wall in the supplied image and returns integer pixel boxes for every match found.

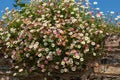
[92,34,120,80]
[0,35,120,80]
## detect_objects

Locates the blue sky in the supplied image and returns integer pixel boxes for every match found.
[90,0,120,12]
[0,0,15,17]
[0,0,120,18]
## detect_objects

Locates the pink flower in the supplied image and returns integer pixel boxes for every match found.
[44,60,48,64]
[89,12,93,15]
[40,64,45,69]
[57,49,62,56]
[65,52,70,55]
[12,50,16,55]
[64,57,68,61]
[95,44,100,49]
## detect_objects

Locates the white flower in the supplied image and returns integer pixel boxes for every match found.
[85,49,89,52]
[4,55,8,58]
[85,33,89,36]
[99,30,103,34]
[69,58,73,64]
[79,33,84,37]
[57,11,60,13]
[87,40,90,43]
[61,61,65,65]
[115,18,118,21]
[44,42,48,46]
[6,42,10,46]
[80,58,84,61]
[91,42,95,46]
[93,1,98,5]
[72,18,77,23]
[81,41,85,45]
[60,69,64,73]
[75,62,79,65]
[71,67,76,71]
[64,68,68,72]
[43,35,47,38]
[80,5,85,9]
[85,36,89,41]
[38,18,42,21]
[30,29,35,33]
[93,52,96,56]
[38,53,42,57]
[19,69,23,72]
[2,15,7,19]
[117,15,120,18]
[45,48,49,52]
[50,3,54,6]
[110,11,114,14]
[34,42,39,49]
[69,32,73,35]
[73,8,79,11]
[62,8,65,11]
[71,12,74,14]
[74,54,80,59]
[5,34,11,41]
[43,22,47,26]
[5,7,9,10]
[60,15,64,18]
[13,73,17,76]
[26,53,30,58]
[41,69,46,72]
[16,19,20,22]
[77,45,81,49]
[92,16,95,18]
[100,12,103,14]
[42,3,47,6]
[51,43,55,47]
[29,44,33,49]
[96,8,100,10]
[53,16,57,20]
[15,66,19,69]
[19,30,24,37]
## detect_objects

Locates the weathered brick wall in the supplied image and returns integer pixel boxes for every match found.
[0,35,120,80]
[92,34,120,80]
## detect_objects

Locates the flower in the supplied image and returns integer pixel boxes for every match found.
[13,73,17,76]
[1,0,109,76]
[91,42,96,46]
[110,11,114,14]
[5,7,9,11]
[93,1,98,5]
[80,58,84,62]
[71,67,76,71]
[93,52,96,56]
[33,42,39,49]
[18,69,23,72]
[15,66,19,69]
[81,41,85,45]
[61,61,65,66]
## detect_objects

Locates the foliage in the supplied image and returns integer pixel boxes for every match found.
[13,0,28,8]
[0,0,117,76]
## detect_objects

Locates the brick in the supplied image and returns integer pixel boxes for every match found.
[94,65,120,75]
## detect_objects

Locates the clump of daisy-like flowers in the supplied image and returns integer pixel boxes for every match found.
[0,0,114,77]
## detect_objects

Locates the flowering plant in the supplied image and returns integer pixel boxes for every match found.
[1,0,108,76]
